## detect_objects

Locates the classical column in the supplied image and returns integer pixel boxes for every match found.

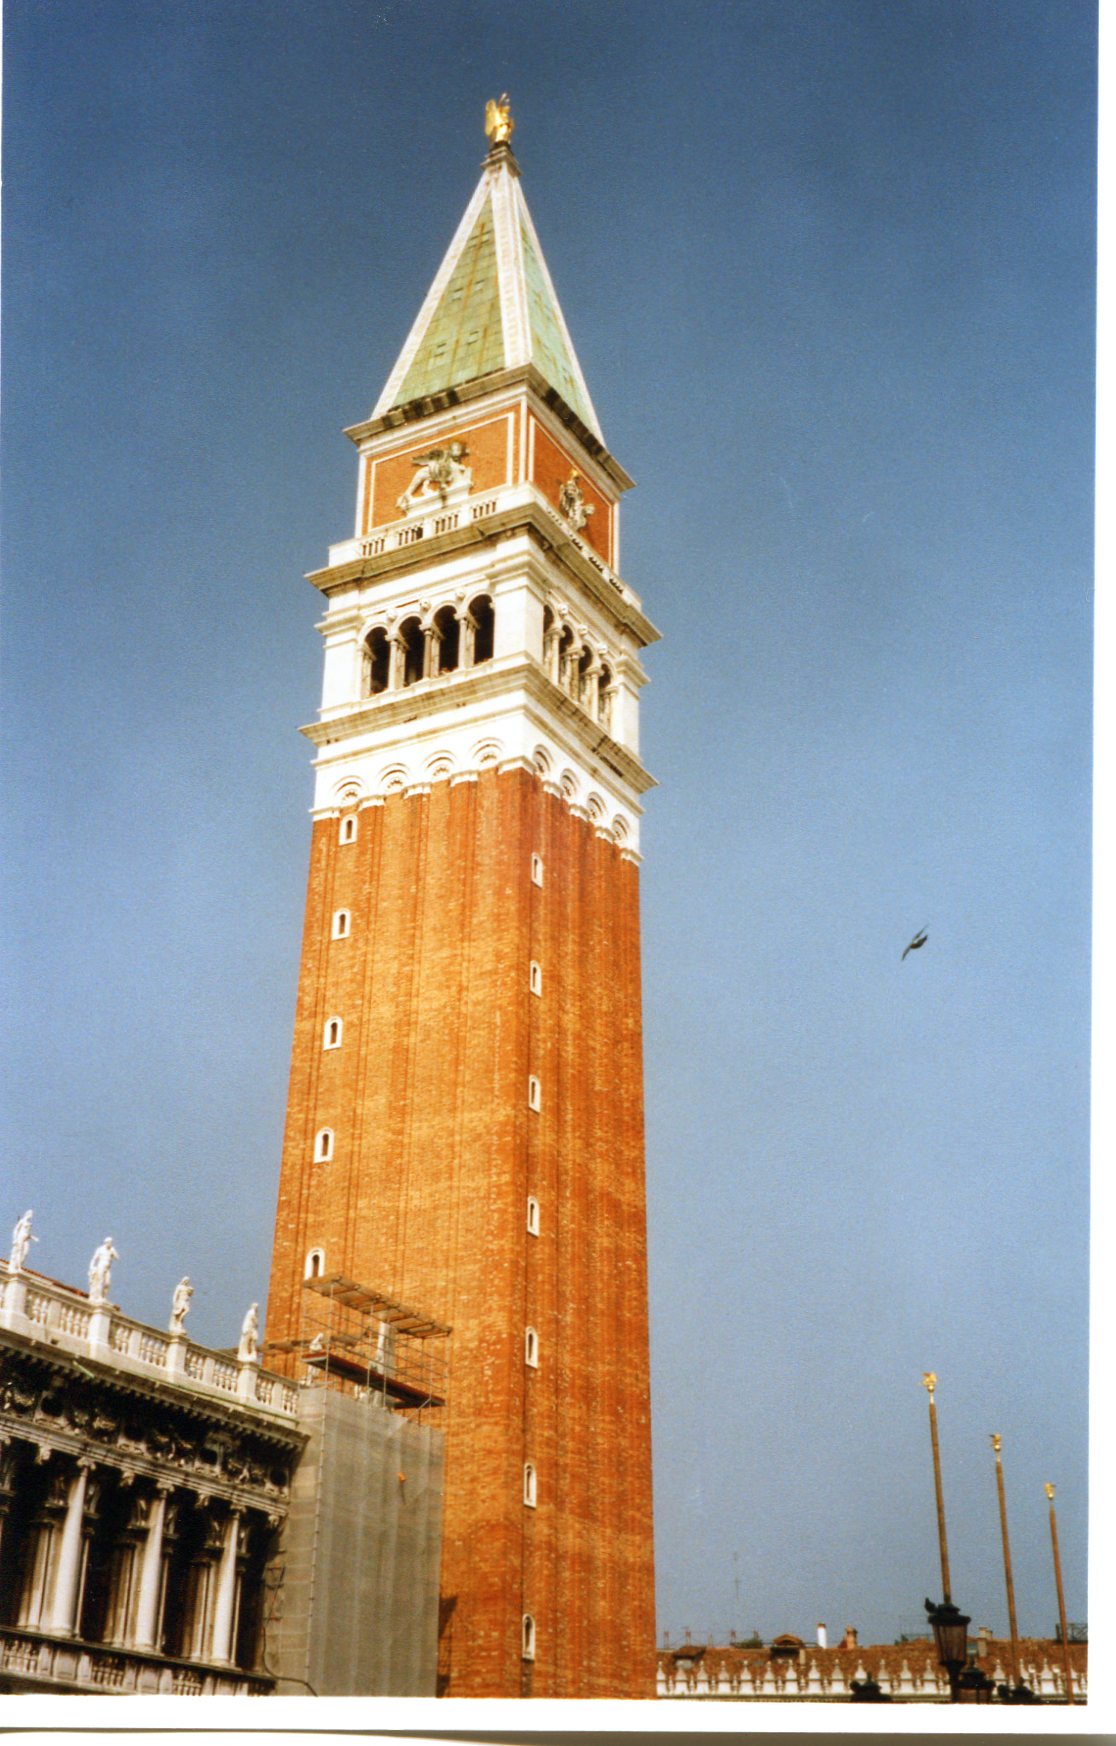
[0,1439,15,1574]
[422,624,438,679]
[388,630,404,690]
[208,1508,243,1666]
[543,620,560,683]
[47,1458,92,1635]
[459,609,476,669]
[131,1484,172,1651]
[16,1456,63,1629]
[181,1506,222,1661]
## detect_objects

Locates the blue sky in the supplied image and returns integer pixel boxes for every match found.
[2,0,1094,1653]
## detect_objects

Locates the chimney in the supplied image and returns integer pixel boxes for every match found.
[977,1625,991,1660]
[843,1626,858,1651]
[816,1623,828,1650]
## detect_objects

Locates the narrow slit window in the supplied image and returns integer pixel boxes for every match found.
[305,1248,325,1280]
[523,1462,537,1508]
[332,909,351,940]
[522,1614,536,1661]
[324,1017,343,1050]
[314,1128,334,1163]
[526,1196,540,1236]
[527,1076,541,1112]
[529,960,542,996]
[525,1326,539,1368]
[339,815,358,845]
[531,854,543,887]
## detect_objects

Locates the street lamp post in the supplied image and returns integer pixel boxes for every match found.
[1045,1483,1076,1705]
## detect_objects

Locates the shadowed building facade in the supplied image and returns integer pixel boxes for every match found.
[265,103,658,1698]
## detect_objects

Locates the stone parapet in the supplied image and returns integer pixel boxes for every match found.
[0,1624,272,1695]
[656,1638,1089,1703]
[0,1264,298,1424]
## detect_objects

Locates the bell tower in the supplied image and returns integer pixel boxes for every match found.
[266,101,658,1698]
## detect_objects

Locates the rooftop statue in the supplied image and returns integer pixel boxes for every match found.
[9,1209,36,1273]
[170,1275,194,1334]
[238,1301,260,1363]
[484,94,514,147]
[88,1236,119,1305]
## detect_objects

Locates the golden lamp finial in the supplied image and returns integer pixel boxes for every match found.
[1045,1482,1056,1501]
[921,1371,937,1397]
[485,94,514,148]
[990,1433,1002,1453]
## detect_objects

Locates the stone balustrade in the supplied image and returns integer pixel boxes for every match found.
[656,1640,1088,1703]
[0,1264,298,1421]
[328,481,627,599]
[0,1624,271,1695]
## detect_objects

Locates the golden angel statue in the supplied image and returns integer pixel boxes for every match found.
[485,94,514,147]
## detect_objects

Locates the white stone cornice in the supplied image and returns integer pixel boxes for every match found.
[308,493,658,647]
[301,656,654,796]
[304,670,650,849]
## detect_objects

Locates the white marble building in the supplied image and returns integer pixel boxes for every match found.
[0,1228,303,1695]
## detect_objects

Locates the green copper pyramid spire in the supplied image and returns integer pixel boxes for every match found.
[392,192,506,407]
[374,120,602,439]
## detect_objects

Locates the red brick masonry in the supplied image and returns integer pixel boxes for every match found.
[267,766,656,1696]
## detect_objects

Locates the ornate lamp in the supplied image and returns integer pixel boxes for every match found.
[924,1598,970,1701]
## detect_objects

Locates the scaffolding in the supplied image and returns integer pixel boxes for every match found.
[264,1275,451,1420]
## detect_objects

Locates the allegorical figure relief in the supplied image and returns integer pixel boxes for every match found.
[484,94,514,147]
[558,469,594,534]
[169,1276,194,1334]
[88,1236,119,1304]
[396,441,471,515]
[9,1210,36,1273]
[238,1302,260,1363]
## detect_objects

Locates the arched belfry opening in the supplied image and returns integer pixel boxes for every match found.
[469,596,494,666]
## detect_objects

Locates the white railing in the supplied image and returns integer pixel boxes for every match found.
[137,1332,169,1367]
[346,484,627,595]
[211,1360,238,1394]
[58,1302,91,1337]
[0,1266,297,1425]
[657,1649,1087,1704]
[0,1625,272,1696]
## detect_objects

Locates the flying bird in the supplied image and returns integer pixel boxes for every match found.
[902,927,928,961]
